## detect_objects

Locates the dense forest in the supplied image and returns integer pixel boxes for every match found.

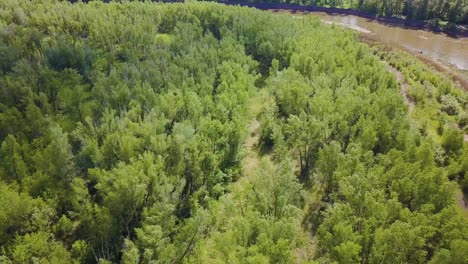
[224,0,468,24]
[0,0,467,263]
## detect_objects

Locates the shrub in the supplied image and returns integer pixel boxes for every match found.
[441,94,460,115]
[441,127,464,156]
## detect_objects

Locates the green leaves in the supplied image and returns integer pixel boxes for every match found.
[188,159,308,263]
[371,221,428,264]
[0,1,466,263]
[431,239,468,264]
[250,159,303,220]
[442,127,464,156]
[9,231,72,264]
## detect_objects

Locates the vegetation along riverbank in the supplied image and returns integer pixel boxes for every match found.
[0,1,466,263]
[220,1,468,37]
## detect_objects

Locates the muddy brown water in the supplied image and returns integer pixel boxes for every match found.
[314,13,468,70]
[273,10,468,71]
[316,12,468,70]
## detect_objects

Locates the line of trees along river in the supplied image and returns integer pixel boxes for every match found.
[223,0,468,25]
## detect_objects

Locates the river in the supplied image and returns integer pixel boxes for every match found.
[307,12,468,71]
[224,3,468,73]
[223,2,468,72]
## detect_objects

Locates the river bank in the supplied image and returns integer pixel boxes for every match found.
[259,5,468,88]
[359,34,468,90]
[220,1,468,38]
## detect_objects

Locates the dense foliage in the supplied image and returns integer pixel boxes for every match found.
[225,0,468,24]
[0,1,467,263]
[375,46,468,198]
[259,28,468,263]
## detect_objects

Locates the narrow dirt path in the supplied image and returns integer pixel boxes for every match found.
[456,191,468,215]
[383,60,468,142]
[382,61,416,112]
[238,89,272,185]
[240,89,318,261]
[225,88,273,196]
[241,118,261,178]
